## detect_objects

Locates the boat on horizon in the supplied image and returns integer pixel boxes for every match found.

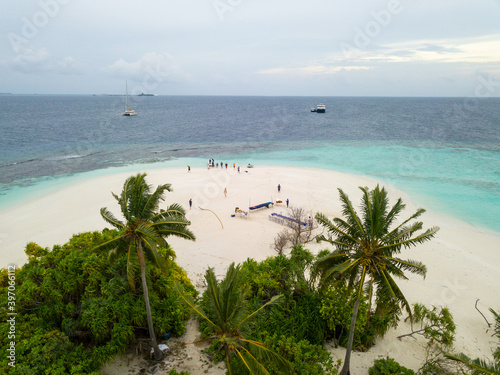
[138,93,157,96]
[122,81,137,116]
[311,104,326,113]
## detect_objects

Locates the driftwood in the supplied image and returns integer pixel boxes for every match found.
[475,299,491,327]
[198,206,224,229]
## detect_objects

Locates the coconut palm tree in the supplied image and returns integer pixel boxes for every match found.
[94,173,195,360]
[315,185,439,375]
[176,262,291,374]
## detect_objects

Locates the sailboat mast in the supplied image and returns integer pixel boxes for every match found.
[125,81,129,109]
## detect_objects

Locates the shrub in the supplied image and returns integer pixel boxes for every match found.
[0,230,195,373]
[320,285,369,348]
[369,358,415,375]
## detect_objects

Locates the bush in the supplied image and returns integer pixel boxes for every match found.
[263,334,338,375]
[0,230,196,373]
[320,285,369,349]
[369,358,415,375]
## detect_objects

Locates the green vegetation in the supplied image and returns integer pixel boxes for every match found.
[4,177,493,375]
[369,358,415,375]
[0,231,195,374]
[94,173,195,360]
[183,245,337,374]
[315,185,439,375]
[398,304,456,349]
[176,262,292,374]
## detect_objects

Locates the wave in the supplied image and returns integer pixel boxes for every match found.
[45,154,86,161]
[0,158,42,168]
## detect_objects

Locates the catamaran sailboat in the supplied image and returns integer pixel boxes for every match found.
[122,81,137,116]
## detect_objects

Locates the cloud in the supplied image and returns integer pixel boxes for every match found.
[10,46,50,73]
[337,34,500,65]
[103,52,192,84]
[7,46,83,75]
[257,65,372,75]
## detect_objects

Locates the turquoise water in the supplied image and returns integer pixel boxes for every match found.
[217,142,500,233]
[2,142,497,234]
[1,96,499,233]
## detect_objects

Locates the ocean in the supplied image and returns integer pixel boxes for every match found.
[0,95,499,232]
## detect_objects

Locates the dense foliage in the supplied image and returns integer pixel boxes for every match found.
[195,246,338,374]
[95,172,195,360]
[369,358,415,375]
[0,230,196,374]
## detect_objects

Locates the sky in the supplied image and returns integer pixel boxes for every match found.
[1,0,500,96]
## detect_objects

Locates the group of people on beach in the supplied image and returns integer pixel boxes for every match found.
[207,159,238,171]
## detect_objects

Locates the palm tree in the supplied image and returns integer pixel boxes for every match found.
[314,185,439,375]
[94,173,195,360]
[176,262,291,374]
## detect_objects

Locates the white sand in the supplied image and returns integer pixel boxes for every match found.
[1,165,499,374]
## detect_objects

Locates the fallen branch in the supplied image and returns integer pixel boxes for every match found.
[198,206,224,229]
[397,327,428,340]
[475,299,491,327]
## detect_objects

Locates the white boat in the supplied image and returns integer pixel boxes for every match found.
[316,104,326,113]
[311,104,326,113]
[122,81,137,116]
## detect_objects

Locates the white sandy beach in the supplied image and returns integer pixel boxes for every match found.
[1,165,499,374]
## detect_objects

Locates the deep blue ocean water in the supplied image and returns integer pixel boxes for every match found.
[0,95,499,232]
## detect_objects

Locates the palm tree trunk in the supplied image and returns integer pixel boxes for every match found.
[340,298,360,375]
[137,242,164,361]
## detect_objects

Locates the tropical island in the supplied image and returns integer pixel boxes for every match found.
[0,165,498,374]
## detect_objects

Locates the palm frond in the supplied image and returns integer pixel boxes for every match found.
[238,338,293,374]
[380,208,426,243]
[174,281,218,328]
[338,188,366,238]
[315,213,361,247]
[377,270,411,314]
[135,222,166,247]
[139,183,172,219]
[93,235,126,254]
[445,353,499,375]
[238,294,284,328]
[378,226,439,253]
[159,203,187,217]
[100,207,125,229]
[119,175,135,219]
[125,173,150,217]
[205,267,223,322]
[155,224,196,242]
[359,186,376,238]
[385,256,427,278]
[383,196,405,233]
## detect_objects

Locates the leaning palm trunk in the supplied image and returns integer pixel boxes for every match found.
[340,299,360,375]
[137,242,164,361]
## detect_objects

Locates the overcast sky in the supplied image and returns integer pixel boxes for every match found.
[1,0,499,96]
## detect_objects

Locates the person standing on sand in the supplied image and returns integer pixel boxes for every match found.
[224,188,227,197]
[278,184,281,193]
[286,198,289,208]
[187,165,190,172]
[189,198,192,210]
